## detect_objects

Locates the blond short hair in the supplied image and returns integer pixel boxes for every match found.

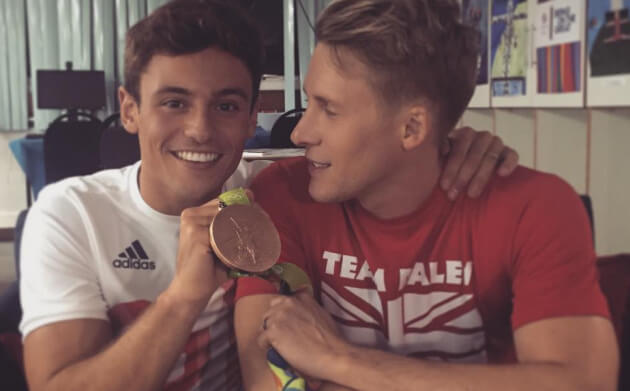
[316,0,479,135]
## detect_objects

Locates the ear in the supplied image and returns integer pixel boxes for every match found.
[246,97,260,138]
[118,86,140,135]
[400,105,430,151]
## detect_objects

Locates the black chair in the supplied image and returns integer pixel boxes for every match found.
[0,210,30,391]
[99,113,140,169]
[269,108,304,148]
[580,195,594,239]
[579,195,595,245]
[0,209,28,334]
[0,341,27,391]
[43,112,104,184]
[597,254,630,391]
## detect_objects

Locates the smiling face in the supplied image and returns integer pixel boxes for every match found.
[119,47,257,215]
[291,44,416,208]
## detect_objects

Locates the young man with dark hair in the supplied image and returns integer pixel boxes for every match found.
[235,1,619,390]
[19,1,519,390]
[20,2,264,390]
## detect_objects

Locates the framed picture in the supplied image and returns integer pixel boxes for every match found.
[532,0,585,107]
[490,0,536,107]
[586,0,630,107]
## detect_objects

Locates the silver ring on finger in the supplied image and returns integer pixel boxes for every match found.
[486,152,501,160]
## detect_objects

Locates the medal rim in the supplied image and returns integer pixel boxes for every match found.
[209,204,281,273]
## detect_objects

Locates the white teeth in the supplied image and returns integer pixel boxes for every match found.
[175,151,219,163]
[312,161,329,168]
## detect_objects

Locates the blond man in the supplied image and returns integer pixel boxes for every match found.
[235,1,618,390]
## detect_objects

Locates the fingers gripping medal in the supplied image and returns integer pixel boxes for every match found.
[210,188,312,391]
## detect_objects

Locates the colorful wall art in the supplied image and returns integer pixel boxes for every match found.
[587,0,630,106]
[535,0,583,94]
[588,0,630,78]
[490,0,529,97]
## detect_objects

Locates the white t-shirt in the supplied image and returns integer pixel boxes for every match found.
[19,159,269,391]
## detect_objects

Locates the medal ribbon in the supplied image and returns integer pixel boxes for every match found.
[217,188,313,391]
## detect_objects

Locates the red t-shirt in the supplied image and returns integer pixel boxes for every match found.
[237,157,609,363]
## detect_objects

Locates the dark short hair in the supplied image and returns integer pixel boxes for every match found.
[124,0,264,107]
[316,0,479,136]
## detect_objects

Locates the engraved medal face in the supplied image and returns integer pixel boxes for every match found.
[209,204,281,273]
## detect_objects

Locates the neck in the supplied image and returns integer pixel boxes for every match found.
[137,166,219,216]
[358,146,441,220]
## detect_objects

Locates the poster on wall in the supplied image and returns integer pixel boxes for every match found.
[490,0,529,99]
[461,0,490,107]
[587,0,630,106]
[535,0,582,94]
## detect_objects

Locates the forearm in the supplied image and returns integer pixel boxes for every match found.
[43,291,203,391]
[319,382,357,391]
[327,346,605,391]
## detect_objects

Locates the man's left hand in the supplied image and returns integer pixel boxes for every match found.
[258,290,349,381]
[440,126,519,200]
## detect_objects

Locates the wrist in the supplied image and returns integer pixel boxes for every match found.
[324,341,360,385]
[159,284,208,321]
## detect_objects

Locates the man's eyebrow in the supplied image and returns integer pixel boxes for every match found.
[154,86,249,101]
[155,86,192,96]
[304,86,338,106]
[313,94,337,108]
[214,87,249,101]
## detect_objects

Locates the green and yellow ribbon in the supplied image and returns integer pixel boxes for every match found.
[218,188,313,391]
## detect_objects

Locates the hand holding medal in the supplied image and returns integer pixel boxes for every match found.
[209,188,313,391]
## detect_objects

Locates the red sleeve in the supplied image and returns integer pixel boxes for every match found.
[235,159,311,301]
[510,174,609,330]
[234,276,277,302]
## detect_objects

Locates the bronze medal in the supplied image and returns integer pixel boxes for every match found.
[209,203,281,273]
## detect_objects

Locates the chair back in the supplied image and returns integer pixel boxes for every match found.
[99,113,140,169]
[270,108,304,148]
[43,112,103,184]
[597,254,630,391]
[580,195,595,243]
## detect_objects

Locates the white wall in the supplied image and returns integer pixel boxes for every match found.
[462,108,630,256]
[1,109,629,256]
[589,109,630,256]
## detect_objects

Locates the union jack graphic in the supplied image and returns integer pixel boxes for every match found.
[106,281,240,390]
[320,282,488,363]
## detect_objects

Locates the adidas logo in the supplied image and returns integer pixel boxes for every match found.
[112,240,156,270]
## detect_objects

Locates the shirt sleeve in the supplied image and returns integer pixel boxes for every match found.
[235,160,311,301]
[19,184,109,338]
[510,175,609,330]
